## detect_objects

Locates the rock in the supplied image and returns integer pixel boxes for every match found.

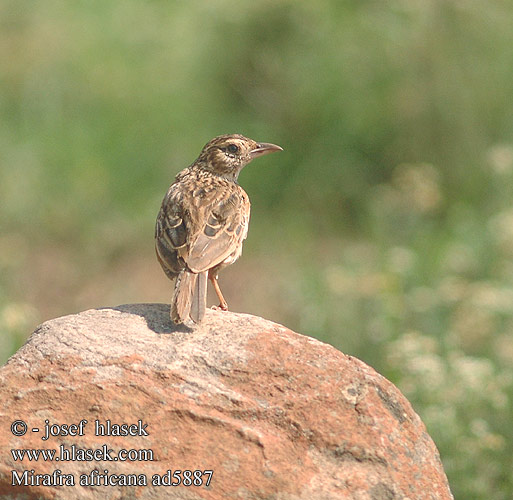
[0,304,453,499]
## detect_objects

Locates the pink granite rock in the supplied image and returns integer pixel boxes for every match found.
[0,304,453,499]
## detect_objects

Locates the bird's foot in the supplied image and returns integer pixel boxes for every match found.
[211,304,228,311]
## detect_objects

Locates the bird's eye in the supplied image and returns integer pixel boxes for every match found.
[226,144,239,154]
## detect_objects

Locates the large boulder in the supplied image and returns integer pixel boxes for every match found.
[0,304,453,499]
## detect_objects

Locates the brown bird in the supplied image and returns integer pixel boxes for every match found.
[155,134,282,324]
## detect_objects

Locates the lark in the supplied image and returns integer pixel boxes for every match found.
[155,134,282,324]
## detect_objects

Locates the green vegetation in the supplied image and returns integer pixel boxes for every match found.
[2,1,513,498]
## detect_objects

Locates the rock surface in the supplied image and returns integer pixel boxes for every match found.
[0,304,453,499]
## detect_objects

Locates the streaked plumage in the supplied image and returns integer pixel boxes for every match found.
[155,134,282,324]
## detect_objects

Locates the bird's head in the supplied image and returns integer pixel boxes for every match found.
[196,134,282,181]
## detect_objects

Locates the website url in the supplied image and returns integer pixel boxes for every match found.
[11,444,154,462]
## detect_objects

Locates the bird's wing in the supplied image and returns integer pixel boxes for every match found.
[156,183,249,275]
[155,186,190,276]
[186,191,250,274]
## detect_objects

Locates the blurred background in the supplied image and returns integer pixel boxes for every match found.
[2,1,513,497]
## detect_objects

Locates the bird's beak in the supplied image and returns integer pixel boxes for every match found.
[250,142,283,158]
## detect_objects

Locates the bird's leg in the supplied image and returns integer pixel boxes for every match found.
[208,270,228,311]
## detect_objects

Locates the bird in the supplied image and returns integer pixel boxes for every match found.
[155,134,283,324]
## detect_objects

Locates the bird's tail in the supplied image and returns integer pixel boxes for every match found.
[171,270,208,324]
